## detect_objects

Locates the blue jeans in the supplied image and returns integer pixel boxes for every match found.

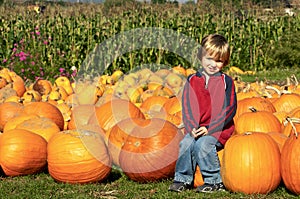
[174,133,223,185]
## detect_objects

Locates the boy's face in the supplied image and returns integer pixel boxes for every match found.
[201,53,225,75]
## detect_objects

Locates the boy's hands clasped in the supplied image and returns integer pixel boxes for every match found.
[191,126,208,138]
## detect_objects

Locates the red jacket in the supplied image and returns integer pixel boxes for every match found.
[181,70,237,145]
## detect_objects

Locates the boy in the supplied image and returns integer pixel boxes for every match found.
[169,33,237,193]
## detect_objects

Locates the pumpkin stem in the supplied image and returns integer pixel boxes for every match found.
[291,74,298,87]
[248,106,257,112]
[265,85,281,96]
[285,117,300,138]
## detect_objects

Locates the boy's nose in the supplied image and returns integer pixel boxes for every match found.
[209,60,217,67]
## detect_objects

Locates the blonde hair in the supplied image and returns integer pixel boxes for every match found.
[198,34,230,66]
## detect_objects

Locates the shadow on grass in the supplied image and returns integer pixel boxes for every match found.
[102,166,123,183]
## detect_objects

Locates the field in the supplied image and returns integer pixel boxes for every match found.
[0,1,300,82]
[1,1,300,198]
[0,168,299,199]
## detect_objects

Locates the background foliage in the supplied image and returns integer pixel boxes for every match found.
[0,0,299,82]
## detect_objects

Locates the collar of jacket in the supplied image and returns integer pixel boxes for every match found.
[196,68,222,77]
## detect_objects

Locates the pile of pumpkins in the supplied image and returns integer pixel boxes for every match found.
[1,66,300,195]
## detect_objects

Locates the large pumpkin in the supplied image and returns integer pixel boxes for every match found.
[67,104,96,130]
[221,132,281,194]
[89,98,145,132]
[119,118,184,182]
[3,113,38,133]
[23,101,64,130]
[281,130,300,195]
[235,107,281,134]
[0,129,47,176]
[267,132,288,153]
[0,101,24,131]
[47,129,112,184]
[107,117,150,167]
[9,116,60,142]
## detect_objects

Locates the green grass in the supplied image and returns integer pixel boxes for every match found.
[0,168,298,199]
[230,67,300,85]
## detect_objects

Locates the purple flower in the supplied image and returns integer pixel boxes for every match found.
[43,40,48,45]
[13,48,17,52]
[59,68,65,73]
[35,31,40,36]
[31,61,35,65]
[14,43,18,47]
[20,56,26,61]
[2,59,7,63]
[21,68,25,72]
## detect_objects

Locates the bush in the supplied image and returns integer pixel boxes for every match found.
[265,30,300,69]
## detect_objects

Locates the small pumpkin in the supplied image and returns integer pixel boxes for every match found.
[32,79,52,95]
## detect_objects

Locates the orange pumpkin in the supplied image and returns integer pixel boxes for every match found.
[0,76,7,89]
[9,72,26,97]
[0,86,18,103]
[33,79,53,95]
[221,132,281,194]
[267,132,288,152]
[67,104,96,130]
[23,102,64,130]
[235,107,281,134]
[12,116,60,142]
[272,93,300,113]
[281,130,300,195]
[3,113,39,132]
[119,118,184,182]
[172,65,186,76]
[281,117,300,137]
[0,102,24,131]
[140,96,168,113]
[47,129,112,184]
[161,96,182,115]
[89,99,145,132]
[0,129,47,176]
[235,97,276,121]
[106,117,147,166]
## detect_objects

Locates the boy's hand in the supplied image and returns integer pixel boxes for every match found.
[191,126,208,138]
